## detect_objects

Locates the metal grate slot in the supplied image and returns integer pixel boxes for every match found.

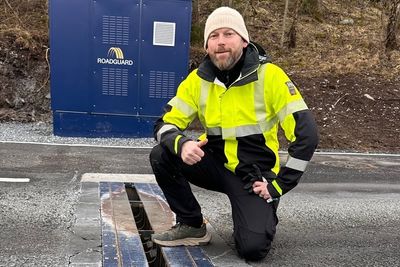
[126,184,161,266]
[101,68,128,96]
[102,15,130,45]
[100,182,214,266]
[149,71,176,99]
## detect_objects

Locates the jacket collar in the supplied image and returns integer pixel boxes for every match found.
[197,42,269,87]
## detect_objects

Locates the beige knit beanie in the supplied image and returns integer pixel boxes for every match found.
[204,7,250,48]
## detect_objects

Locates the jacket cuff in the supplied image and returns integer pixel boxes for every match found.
[267,180,283,198]
[174,135,192,156]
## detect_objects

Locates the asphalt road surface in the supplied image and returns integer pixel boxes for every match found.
[0,142,399,266]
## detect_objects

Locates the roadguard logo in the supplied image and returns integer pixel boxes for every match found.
[97,47,134,66]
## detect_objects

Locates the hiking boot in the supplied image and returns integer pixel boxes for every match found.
[151,222,211,246]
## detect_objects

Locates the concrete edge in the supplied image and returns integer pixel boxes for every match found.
[69,182,102,266]
[81,173,156,183]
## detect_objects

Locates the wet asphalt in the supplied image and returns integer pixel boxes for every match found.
[0,142,399,266]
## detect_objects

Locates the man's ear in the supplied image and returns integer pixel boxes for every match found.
[243,41,249,48]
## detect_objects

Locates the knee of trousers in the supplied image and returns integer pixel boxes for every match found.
[235,227,273,261]
[149,145,168,173]
[149,144,164,165]
[150,144,176,167]
[149,145,178,180]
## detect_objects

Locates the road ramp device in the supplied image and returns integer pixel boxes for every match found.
[49,0,192,137]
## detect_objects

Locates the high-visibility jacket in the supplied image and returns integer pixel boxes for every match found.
[154,43,319,198]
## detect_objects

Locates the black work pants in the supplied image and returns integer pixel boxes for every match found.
[149,144,278,261]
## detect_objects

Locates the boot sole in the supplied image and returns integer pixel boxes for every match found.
[152,231,212,247]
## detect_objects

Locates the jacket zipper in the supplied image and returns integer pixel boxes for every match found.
[228,64,260,88]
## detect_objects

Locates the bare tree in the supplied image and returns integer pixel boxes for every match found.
[192,0,200,24]
[288,0,302,48]
[385,0,400,51]
[280,0,290,48]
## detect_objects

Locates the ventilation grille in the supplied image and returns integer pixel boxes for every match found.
[102,68,129,97]
[149,71,175,99]
[153,22,175,46]
[102,16,129,45]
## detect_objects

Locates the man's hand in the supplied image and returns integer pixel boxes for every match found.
[242,164,275,201]
[181,139,208,165]
[252,181,271,200]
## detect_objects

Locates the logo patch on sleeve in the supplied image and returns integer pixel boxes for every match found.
[286,81,297,95]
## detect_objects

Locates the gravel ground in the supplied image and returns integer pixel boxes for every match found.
[0,122,156,146]
[0,122,202,147]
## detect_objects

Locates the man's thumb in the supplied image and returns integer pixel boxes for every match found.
[197,138,208,147]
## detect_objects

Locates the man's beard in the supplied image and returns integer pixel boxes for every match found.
[210,48,242,71]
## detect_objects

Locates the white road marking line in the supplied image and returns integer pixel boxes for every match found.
[0,178,30,183]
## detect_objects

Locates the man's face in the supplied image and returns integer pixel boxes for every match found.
[206,28,248,71]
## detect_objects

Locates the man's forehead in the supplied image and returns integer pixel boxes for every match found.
[210,28,237,34]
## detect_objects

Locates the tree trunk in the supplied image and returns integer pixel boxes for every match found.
[288,0,302,48]
[385,0,400,51]
[192,0,200,24]
[280,0,290,48]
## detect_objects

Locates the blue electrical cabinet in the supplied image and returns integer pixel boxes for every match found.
[49,0,192,137]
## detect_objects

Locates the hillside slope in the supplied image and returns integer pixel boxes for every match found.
[0,0,399,152]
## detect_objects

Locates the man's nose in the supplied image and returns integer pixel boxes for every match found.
[216,36,226,45]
